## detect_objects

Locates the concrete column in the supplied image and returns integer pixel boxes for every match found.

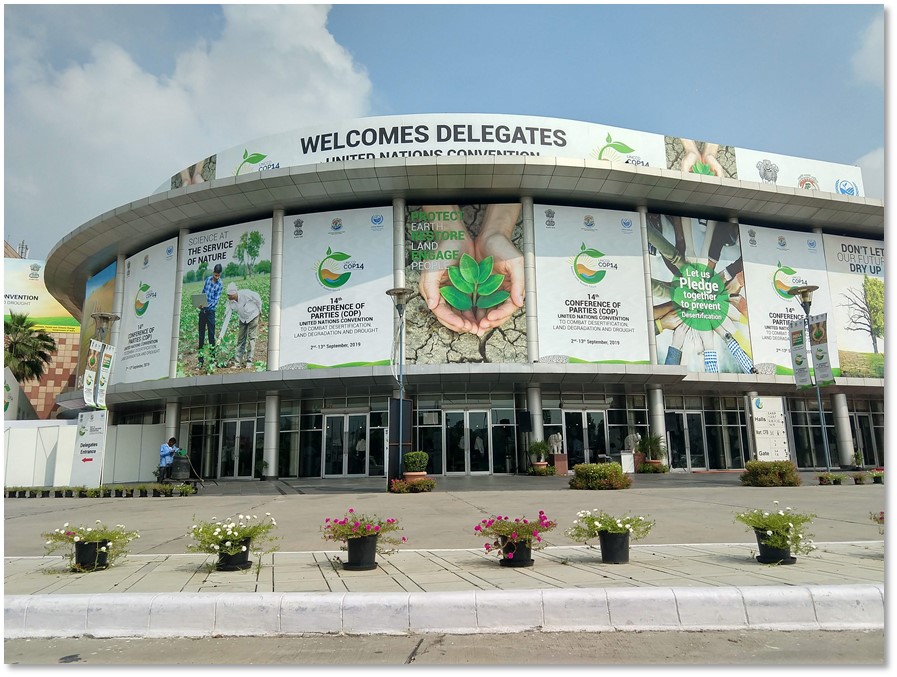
[744,392,758,461]
[164,400,180,446]
[638,206,658,363]
[170,228,189,378]
[647,386,667,461]
[521,197,539,363]
[832,392,854,468]
[267,209,284,370]
[526,386,544,442]
[392,198,407,290]
[109,253,126,349]
[264,393,279,480]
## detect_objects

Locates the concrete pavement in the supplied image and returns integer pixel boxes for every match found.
[3,472,886,638]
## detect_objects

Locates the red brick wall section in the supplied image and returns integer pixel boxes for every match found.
[19,333,80,419]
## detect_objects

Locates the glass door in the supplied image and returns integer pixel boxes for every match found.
[219,419,256,479]
[563,411,608,465]
[323,413,368,477]
[851,413,879,467]
[665,411,707,471]
[444,410,491,475]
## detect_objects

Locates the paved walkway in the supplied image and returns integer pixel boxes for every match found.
[3,473,886,638]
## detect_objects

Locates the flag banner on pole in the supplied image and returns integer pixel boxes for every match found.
[82,339,103,407]
[95,343,115,409]
[789,320,813,389]
[808,313,835,387]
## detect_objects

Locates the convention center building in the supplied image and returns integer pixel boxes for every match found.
[43,114,884,483]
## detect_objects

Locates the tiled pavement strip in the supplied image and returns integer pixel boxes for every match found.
[3,473,886,637]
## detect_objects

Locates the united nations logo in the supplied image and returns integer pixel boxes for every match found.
[371,214,384,226]
[807,239,817,250]
[777,236,787,248]
[165,245,174,258]
[835,179,858,196]
[621,219,633,230]
[583,215,595,228]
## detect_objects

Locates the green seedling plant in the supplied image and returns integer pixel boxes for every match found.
[440,254,508,311]
[691,161,715,175]
[234,149,268,176]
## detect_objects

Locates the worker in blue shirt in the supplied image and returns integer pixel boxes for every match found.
[159,437,178,480]
[198,263,223,367]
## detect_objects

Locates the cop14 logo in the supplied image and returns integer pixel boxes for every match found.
[134,282,156,316]
[317,247,363,289]
[771,262,806,301]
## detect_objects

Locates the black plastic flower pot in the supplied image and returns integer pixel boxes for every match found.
[73,540,110,572]
[598,531,630,564]
[499,537,534,567]
[754,530,796,565]
[216,538,252,571]
[343,534,379,571]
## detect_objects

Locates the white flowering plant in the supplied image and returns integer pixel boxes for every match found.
[735,501,816,555]
[565,510,654,544]
[42,520,140,570]
[186,513,279,557]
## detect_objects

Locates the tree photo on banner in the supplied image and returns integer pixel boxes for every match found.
[404,204,526,365]
[533,204,649,365]
[177,219,272,376]
[76,262,116,388]
[739,224,836,376]
[647,213,753,374]
[822,233,884,378]
[279,206,394,369]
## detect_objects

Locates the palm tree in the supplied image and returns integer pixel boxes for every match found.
[4,312,57,383]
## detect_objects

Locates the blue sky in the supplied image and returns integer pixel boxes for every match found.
[4,3,886,259]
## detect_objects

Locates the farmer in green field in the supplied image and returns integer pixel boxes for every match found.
[197,263,223,367]
[223,282,262,368]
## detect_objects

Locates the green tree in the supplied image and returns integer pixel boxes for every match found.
[234,230,264,278]
[254,259,271,274]
[183,270,196,284]
[4,312,57,383]
[224,262,242,278]
[842,276,884,353]
[196,260,209,282]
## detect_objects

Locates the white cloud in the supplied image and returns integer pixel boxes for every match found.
[4,5,371,258]
[851,14,884,89]
[855,146,884,200]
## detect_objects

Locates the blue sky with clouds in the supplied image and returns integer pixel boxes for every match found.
[4,4,886,259]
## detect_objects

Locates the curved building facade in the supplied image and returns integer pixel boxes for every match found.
[45,114,885,482]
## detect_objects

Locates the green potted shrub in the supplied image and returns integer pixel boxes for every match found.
[402,450,430,481]
[565,510,654,564]
[637,433,666,466]
[474,510,557,567]
[569,462,632,490]
[740,460,801,487]
[735,500,816,564]
[852,472,868,485]
[529,440,550,470]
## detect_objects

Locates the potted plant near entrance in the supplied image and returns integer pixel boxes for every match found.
[402,450,429,482]
[529,440,550,472]
[475,510,557,567]
[186,513,279,572]
[638,433,667,468]
[565,510,654,564]
[42,520,140,572]
[321,508,406,571]
[735,500,816,565]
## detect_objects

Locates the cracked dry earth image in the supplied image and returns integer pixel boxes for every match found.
[404,204,527,365]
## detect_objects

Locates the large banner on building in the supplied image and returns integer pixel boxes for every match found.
[113,237,178,384]
[76,261,116,388]
[822,233,884,378]
[3,259,79,333]
[647,213,754,373]
[739,224,836,375]
[533,205,649,364]
[177,219,272,376]
[403,204,527,365]
[279,207,394,369]
[159,114,865,197]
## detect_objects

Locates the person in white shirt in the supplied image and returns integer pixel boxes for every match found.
[224,282,263,368]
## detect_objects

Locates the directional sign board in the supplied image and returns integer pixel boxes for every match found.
[69,410,107,488]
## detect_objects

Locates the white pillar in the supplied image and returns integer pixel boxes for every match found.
[647,386,667,462]
[832,392,854,468]
[170,228,189,378]
[267,209,284,370]
[164,401,180,447]
[264,393,279,479]
[638,206,658,363]
[521,197,539,363]
[744,392,758,461]
[526,386,544,442]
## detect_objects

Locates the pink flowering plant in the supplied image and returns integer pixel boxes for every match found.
[870,510,884,534]
[474,510,557,561]
[321,508,407,555]
[42,520,140,571]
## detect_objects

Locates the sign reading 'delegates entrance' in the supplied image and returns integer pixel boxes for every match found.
[70,410,107,488]
[279,207,393,368]
[750,397,790,462]
[533,205,649,364]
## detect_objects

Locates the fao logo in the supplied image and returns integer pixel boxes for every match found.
[143,254,149,266]
[371,214,384,226]
[835,179,858,196]
[331,218,343,232]
[621,219,632,230]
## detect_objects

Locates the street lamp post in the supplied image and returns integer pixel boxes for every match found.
[786,285,832,472]
[386,287,413,490]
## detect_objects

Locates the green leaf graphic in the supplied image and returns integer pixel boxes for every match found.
[447,265,475,294]
[477,272,505,296]
[780,266,797,275]
[459,253,479,283]
[245,153,267,164]
[327,251,352,262]
[476,290,510,309]
[477,256,494,283]
[607,142,635,154]
[441,286,473,311]
[582,248,604,259]
[139,283,151,292]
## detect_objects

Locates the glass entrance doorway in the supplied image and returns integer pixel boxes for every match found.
[219,419,256,479]
[323,413,368,477]
[850,413,880,467]
[445,410,491,474]
[563,411,608,466]
[665,411,707,471]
